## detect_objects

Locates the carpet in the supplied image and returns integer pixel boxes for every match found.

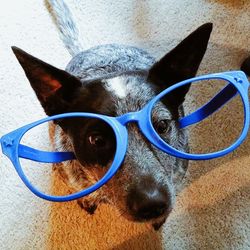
[0,0,249,249]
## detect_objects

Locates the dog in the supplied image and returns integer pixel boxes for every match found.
[11,0,212,230]
[241,56,250,76]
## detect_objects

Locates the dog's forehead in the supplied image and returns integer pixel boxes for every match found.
[66,44,172,117]
[102,74,158,114]
[104,76,127,99]
[103,75,153,99]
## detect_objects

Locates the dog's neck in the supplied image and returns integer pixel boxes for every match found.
[65,44,155,82]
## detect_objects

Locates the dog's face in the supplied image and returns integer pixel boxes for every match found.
[12,23,212,229]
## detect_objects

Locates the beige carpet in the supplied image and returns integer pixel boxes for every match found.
[0,0,250,249]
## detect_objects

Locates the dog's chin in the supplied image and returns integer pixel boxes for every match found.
[119,210,171,231]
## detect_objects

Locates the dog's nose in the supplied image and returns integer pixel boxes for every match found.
[127,178,171,221]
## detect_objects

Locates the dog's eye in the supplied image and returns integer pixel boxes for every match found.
[155,120,171,134]
[88,133,106,147]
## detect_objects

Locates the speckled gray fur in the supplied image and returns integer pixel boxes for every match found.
[46,0,83,56]
[66,44,156,81]
[46,0,189,229]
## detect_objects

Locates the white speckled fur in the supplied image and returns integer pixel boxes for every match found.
[105,76,127,98]
[45,0,190,228]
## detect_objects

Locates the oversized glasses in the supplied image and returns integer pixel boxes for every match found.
[1,71,249,202]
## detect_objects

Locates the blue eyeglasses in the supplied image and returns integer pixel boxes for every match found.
[1,71,249,202]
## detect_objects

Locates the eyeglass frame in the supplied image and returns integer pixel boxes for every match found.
[1,70,249,202]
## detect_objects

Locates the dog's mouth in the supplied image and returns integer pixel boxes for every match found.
[130,211,171,231]
[136,211,171,230]
[130,205,172,222]
[115,203,173,230]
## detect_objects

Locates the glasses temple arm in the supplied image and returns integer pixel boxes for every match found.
[18,144,76,163]
[179,83,238,128]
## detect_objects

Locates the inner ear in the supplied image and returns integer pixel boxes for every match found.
[148,23,213,108]
[12,46,83,115]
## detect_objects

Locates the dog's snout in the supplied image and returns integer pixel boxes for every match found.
[127,178,171,221]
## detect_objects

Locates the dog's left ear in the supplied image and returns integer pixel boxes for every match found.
[11,46,83,116]
[148,23,213,108]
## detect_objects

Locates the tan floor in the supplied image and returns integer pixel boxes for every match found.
[0,0,249,249]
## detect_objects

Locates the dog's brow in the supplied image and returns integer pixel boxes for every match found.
[105,76,127,98]
[152,103,172,120]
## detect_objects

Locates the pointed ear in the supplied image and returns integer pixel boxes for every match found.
[12,46,82,115]
[148,23,213,108]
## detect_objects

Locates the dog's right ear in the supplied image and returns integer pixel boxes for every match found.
[148,23,212,109]
[12,46,82,115]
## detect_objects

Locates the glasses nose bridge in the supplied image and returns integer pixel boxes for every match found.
[117,110,143,126]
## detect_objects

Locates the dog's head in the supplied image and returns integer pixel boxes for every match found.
[12,23,212,229]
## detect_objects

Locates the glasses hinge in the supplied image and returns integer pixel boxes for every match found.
[2,138,14,147]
